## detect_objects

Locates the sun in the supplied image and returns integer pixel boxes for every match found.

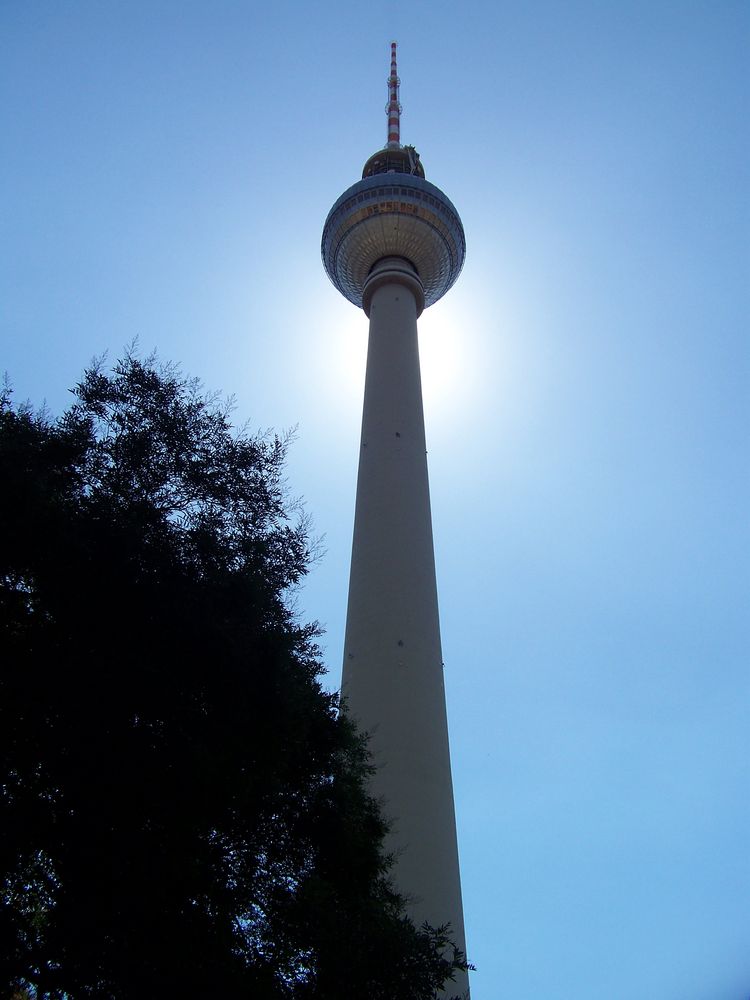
[315,288,494,433]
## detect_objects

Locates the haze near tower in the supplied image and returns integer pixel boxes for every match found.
[322,43,469,997]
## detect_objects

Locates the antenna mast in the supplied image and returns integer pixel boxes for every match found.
[386,41,401,148]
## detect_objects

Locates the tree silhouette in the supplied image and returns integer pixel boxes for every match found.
[0,354,468,999]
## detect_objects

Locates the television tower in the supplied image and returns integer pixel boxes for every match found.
[322,43,469,997]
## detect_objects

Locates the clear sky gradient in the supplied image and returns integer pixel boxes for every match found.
[2,3,748,998]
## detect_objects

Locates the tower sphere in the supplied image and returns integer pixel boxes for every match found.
[322,170,465,312]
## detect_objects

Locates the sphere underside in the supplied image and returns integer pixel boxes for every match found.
[322,173,465,309]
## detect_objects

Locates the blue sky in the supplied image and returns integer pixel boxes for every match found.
[2,2,749,998]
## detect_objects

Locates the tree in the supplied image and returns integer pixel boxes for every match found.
[0,354,468,999]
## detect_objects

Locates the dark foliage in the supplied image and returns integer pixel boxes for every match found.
[0,355,468,999]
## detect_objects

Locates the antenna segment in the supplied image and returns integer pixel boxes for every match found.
[386,41,401,148]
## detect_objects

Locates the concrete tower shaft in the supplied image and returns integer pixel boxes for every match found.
[343,259,469,998]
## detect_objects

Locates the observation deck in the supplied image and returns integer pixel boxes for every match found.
[322,163,465,311]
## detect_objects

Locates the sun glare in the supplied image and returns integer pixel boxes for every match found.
[418,304,469,415]
[326,299,472,420]
[304,284,505,437]
[329,312,368,401]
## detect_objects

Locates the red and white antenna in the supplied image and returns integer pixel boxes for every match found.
[386,41,401,148]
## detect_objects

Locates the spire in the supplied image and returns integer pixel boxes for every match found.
[386,41,401,148]
[361,43,424,184]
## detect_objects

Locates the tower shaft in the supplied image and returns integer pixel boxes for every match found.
[342,260,469,998]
